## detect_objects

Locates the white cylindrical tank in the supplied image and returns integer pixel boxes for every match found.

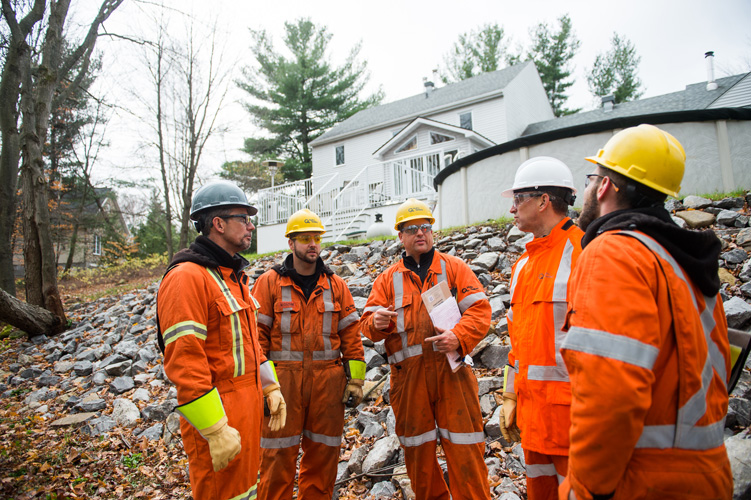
[366,213,393,239]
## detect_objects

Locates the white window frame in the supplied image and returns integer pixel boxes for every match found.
[395,135,418,155]
[93,234,102,256]
[430,131,455,145]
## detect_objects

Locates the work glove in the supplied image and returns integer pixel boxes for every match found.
[264,383,287,432]
[201,415,242,472]
[499,392,521,444]
[342,378,364,407]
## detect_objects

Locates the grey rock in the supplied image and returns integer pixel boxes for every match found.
[137,347,158,364]
[671,215,687,229]
[726,430,751,499]
[365,349,386,370]
[494,478,522,497]
[485,406,502,439]
[75,349,98,362]
[53,360,75,373]
[92,371,108,386]
[341,253,361,263]
[497,493,522,500]
[369,481,397,499]
[393,465,416,500]
[509,233,533,253]
[25,388,53,405]
[386,408,396,436]
[477,376,503,397]
[724,297,751,329]
[110,376,135,395]
[738,228,751,251]
[736,215,750,228]
[718,210,742,226]
[112,398,141,427]
[19,367,43,380]
[489,295,507,321]
[37,373,61,387]
[473,252,499,271]
[506,226,526,243]
[664,199,684,212]
[131,360,148,376]
[465,238,483,249]
[487,237,506,252]
[463,251,478,260]
[480,393,498,416]
[81,416,116,436]
[715,197,745,209]
[114,340,140,359]
[164,412,181,445]
[335,460,350,487]
[682,195,713,209]
[722,248,748,265]
[739,259,751,282]
[727,398,751,428]
[142,399,177,421]
[73,360,94,376]
[105,360,132,377]
[480,344,511,369]
[356,410,380,430]
[674,210,716,229]
[347,443,370,475]
[132,388,151,402]
[492,284,509,295]
[361,435,400,474]
[362,422,385,439]
[138,423,164,441]
[477,273,492,287]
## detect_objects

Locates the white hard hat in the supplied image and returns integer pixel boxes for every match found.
[501,156,577,197]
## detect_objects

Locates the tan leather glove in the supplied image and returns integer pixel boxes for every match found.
[499,392,521,444]
[264,383,287,432]
[201,415,242,472]
[342,378,364,407]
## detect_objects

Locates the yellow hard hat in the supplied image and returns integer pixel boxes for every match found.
[586,124,685,198]
[285,208,326,237]
[394,198,435,231]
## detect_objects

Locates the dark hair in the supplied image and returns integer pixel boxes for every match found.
[195,207,234,236]
[601,167,667,209]
[516,186,574,216]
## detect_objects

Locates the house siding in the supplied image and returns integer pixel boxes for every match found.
[503,63,555,140]
[708,73,751,108]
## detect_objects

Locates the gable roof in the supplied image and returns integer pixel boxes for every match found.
[373,117,495,158]
[311,61,532,147]
[523,73,750,136]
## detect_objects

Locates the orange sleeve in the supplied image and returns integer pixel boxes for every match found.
[334,276,365,362]
[447,257,492,355]
[158,265,214,405]
[562,235,662,498]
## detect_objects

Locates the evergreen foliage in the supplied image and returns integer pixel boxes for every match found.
[441,23,514,83]
[587,33,644,104]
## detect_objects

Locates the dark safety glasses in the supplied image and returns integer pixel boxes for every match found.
[402,223,432,235]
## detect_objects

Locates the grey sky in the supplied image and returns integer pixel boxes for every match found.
[83,0,751,186]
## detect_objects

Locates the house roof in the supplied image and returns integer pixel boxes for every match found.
[373,117,495,158]
[311,61,532,146]
[523,73,750,136]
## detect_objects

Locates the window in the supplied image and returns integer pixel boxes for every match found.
[430,132,454,145]
[335,145,345,166]
[395,136,417,154]
[93,235,102,256]
[460,112,473,130]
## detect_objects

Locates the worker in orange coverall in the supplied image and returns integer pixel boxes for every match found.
[361,198,492,500]
[559,124,733,499]
[499,157,583,500]
[252,208,365,500]
[158,181,287,500]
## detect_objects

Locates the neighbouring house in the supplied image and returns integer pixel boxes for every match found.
[12,187,131,276]
[434,54,751,229]
[255,61,553,253]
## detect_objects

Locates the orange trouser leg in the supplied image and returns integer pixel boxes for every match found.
[403,440,451,500]
[183,379,263,500]
[297,363,346,500]
[435,364,491,500]
[524,449,568,500]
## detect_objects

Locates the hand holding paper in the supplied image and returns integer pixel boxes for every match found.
[426,326,460,353]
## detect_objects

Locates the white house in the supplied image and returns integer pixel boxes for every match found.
[255,61,553,253]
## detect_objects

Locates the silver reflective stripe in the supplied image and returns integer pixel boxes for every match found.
[436,259,447,283]
[394,273,405,334]
[316,277,335,361]
[303,429,342,447]
[437,427,485,445]
[528,301,571,382]
[552,240,574,301]
[562,326,659,369]
[313,349,341,360]
[510,256,529,301]
[228,483,257,500]
[528,363,569,382]
[388,343,423,364]
[507,307,513,322]
[526,463,557,478]
[338,311,359,331]
[258,313,273,327]
[364,305,382,313]
[280,286,293,353]
[506,364,516,393]
[207,269,245,377]
[614,231,726,451]
[261,435,301,449]
[399,429,437,447]
[269,350,304,361]
[459,292,487,313]
[259,361,277,388]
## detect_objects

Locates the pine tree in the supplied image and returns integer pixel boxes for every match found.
[441,23,514,83]
[587,34,644,104]
[237,18,383,181]
[527,14,581,116]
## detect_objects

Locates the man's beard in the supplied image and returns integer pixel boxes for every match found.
[295,246,318,264]
[577,189,600,232]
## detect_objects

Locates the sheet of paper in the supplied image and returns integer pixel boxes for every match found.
[421,281,473,372]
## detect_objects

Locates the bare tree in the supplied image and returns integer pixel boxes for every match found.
[0,0,124,335]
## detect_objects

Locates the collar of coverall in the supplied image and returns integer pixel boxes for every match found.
[169,235,249,274]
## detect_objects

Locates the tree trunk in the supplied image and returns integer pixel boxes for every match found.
[0,288,64,337]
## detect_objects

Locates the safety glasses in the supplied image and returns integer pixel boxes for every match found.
[512,192,542,208]
[221,214,254,225]
[293,234,322,244]
[401,223,432,235]
[585,174,619,192]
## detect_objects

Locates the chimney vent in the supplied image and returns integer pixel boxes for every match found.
[601,94,615,112]
[424,76,435,98]
[705,51,718,91]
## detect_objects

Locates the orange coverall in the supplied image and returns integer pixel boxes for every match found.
[361,251,492,500]
[252,261,364,500]
[560,230,732,500]
[159,259,265,500]
[507,218,583,499]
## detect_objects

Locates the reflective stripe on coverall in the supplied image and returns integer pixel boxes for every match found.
[159,263,265,500]
[361,251,492,500]
[252,271,363,500]
[559,230,732,500]
[507,218,583,499]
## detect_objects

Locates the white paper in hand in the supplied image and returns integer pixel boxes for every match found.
[421,281,473,373]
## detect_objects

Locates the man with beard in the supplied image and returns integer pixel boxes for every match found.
[252,208,365,500]
[157,181,287,500]
[499,157,583,500]
[559,124,733,499]
[361,198,492,500]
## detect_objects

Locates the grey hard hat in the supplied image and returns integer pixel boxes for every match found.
[189,181,257,219]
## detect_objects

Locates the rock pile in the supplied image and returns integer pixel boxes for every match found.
[5,194,751,499]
